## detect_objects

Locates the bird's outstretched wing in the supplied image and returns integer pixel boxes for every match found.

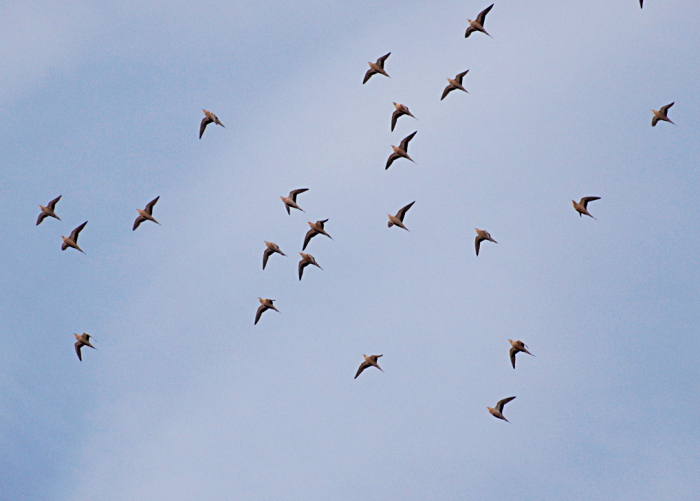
[660,102,674,115]
[455,70,469,85]
[580,196,600,209]
[496,396,516,412]
[254,305,265,325]
[510,347,517,369]
[75,342,83,361]
[441,85,453,101]
[302,229,316,251]
[376,52,391,68]
[396,201,415,222]
[363,68,375,84]
[475,236,482,256]
[476,4,494,26]
[354,361,370,379]
[133,216,146,231]
[289,188,308,202]
[70,221,88,242]
[36,213,48,226]
[199,117,213,139]
[391,109,402,131]
[145,196,160,215]
[48,195,62,211]
[399,131,417,151]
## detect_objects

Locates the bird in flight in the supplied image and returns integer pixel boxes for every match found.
[74,333,96,361]
[386,131,417,169]
[199,109,225,139]
[255,298,279,325]
[355,354,383,379]
[61,221,88,253]
[391,102,417,132]
[487,396,516,422]
[572,196,600,219]
[651,102,675,127]
[280,188,308,215]
[441,70,469,101]
[303,219,333,250]
[363,53,391,84]
[475,228,497,256]
[263,241,286,270]
[509,339,534,369]
[388,201,415,231]
[133,196,160,231]
[36,195,62,225]
[298,252,322,280]
[465,4,494,38]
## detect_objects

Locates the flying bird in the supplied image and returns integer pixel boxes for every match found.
[465,4,494,38]
[74,333,96,361]
[475,228,497,256]
[651,102,675,127]
[255,298,279,325]
[363,53,391,84]
[487,396,516,422]
[199,109,225,139]
[509,339,534,369]
[386,131,417,169]
[36,195,62,225]
[61,221,88,253]
[441,70,469,100]
[303,219,333,250]
[133,196,160,231]
[572,196,600,219]
[280,188,308,215]
[391,102,417,132]
[355,354,383,379]
[263,241,286,270]
[298,252,322,280]
[388,201,415,231]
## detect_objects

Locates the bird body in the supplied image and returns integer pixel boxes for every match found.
[199,109,225,138]
[303,219,332,250]
[475,228,497,256]
[280,188,308,214]
[572,196,600,219]
[363,53,391,84]
[61,221,88,253]
[298,252,322,280]
[355,354,383,379]
[386,131,417,169]
[391,102,417,131]
[37,195,62,225]
[388,201,415,231]
[133,196,160,230]
[74,333,96,361]
[487,396,515,422]
[255,298,279,325]
[509,339,534,369]
[441,70,469,100]
[263,241,286,270]
[651,102,675,126]
[465,4,494,38]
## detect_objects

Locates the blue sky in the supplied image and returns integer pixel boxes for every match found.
[1,1,699,499]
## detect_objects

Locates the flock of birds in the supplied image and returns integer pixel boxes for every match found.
[36,1,675,424]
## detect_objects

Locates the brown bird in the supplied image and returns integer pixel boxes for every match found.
[280,188,308,215]
[509,339,534,369]
[298,252,322,280]
[475,228,497,256]
[391,102,417,132]
[263,241,286,270]
[36,195,62,225]
[386,131,417,170]
[303,219,332,250]
[255,298,279,325]
[363,53,391,84]
[572,196,600,219]
[133,196,160,231]
[652,102,675,127]
[487,396,515,422]
[441,70,469,100]
[355,354,383,379]
[199,109,225,139]
[74,333,96,362]
[465,4,494,38]
[61,221,87,253]
[388,201,415,231]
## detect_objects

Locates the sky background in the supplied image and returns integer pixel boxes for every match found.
[1,1,699,499]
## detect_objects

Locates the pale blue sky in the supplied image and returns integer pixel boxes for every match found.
[1,1,699,500]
